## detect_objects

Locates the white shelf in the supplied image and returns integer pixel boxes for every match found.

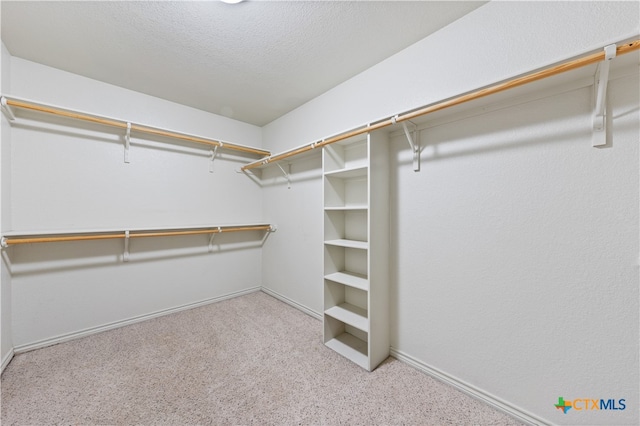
[324,206,368,211]
[325,303,368,332]
[324,239,368,250]
[324,166,368,179]
[325,271,368,291]
[2,223,271,237]
[325,333,368,369]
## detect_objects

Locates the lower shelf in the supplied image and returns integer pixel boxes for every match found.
[324,239,368,250]
[325,303,368,332]
[324,271,369,291]
[325,333,368,369]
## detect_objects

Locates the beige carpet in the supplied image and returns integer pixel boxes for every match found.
[1,291,521,425]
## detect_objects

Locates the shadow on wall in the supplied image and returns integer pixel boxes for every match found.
[390,81,640,167]
[387,85,579,347]
[4,230,269,277]
[386,77,639,352]
[257,152,322,188]
[399,92,592,167]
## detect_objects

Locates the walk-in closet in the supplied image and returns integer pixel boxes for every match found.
[1,2,638,425]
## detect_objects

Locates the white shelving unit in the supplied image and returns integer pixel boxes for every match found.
[322,131,389,371]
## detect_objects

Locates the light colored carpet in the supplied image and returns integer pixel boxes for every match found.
[1,291,521,425]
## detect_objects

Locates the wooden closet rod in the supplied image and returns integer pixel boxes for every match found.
[1,96,271,157]
[241,39,640,172]
[2,225,273,246]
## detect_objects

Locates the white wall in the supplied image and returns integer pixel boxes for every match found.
[7,58,265,349]
[1,41,14,370]
[261,2,639,425]
[390,74,638,426]
[261,154,323,317]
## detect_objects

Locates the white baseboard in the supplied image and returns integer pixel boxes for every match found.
[14,286,262,354]
[260,287,322,321]
[390,348,548,426]
[1,348,14,374]
[8,285,547,426]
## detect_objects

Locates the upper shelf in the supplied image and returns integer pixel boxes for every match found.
[324,166,368,179]
[2,223,274,247]
[324,239,368,250]
[240,39,640,172]
[0,95,270,157]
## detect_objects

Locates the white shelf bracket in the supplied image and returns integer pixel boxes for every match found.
[270,224,278,232]
[124,122,131,163]
[208,226,222,252]
[1,97,16,121]
[394,115,420,172]
[1,237,7,248]
[123,230,130,262]
[209,145,219,173]
[592,44,616,147]
[276,162,291,189]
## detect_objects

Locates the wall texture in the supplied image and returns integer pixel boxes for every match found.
[261,154,323,317]
[261,2,639,425]
[389,75,638,425]
[1,41,13,370]
[7,58,266,349]
[2,1,639,424]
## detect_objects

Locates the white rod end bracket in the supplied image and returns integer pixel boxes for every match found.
[1,97,16,121]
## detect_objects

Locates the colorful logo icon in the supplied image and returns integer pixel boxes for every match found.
[554,396,626,413]
[555,397,572,414]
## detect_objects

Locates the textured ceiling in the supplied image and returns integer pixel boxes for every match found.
[1,1,486,126]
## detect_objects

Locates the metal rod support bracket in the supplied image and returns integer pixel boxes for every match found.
[123,230,130,262]
[270,224,278,232]
[208,226,222,252]
[210,145,219,173]
[1,97,16,121]
[276,163,291,189]
[1,237,7,248]
[124,122,131,163]
[397,116,420,172]
[592,44,616,147]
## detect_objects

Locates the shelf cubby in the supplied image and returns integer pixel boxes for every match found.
[324,331,368,370]
[324,245,368,277]
[325,280,368,329]
[324,175,368,209]
[323,139,368,173]
[324,210,367,243]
